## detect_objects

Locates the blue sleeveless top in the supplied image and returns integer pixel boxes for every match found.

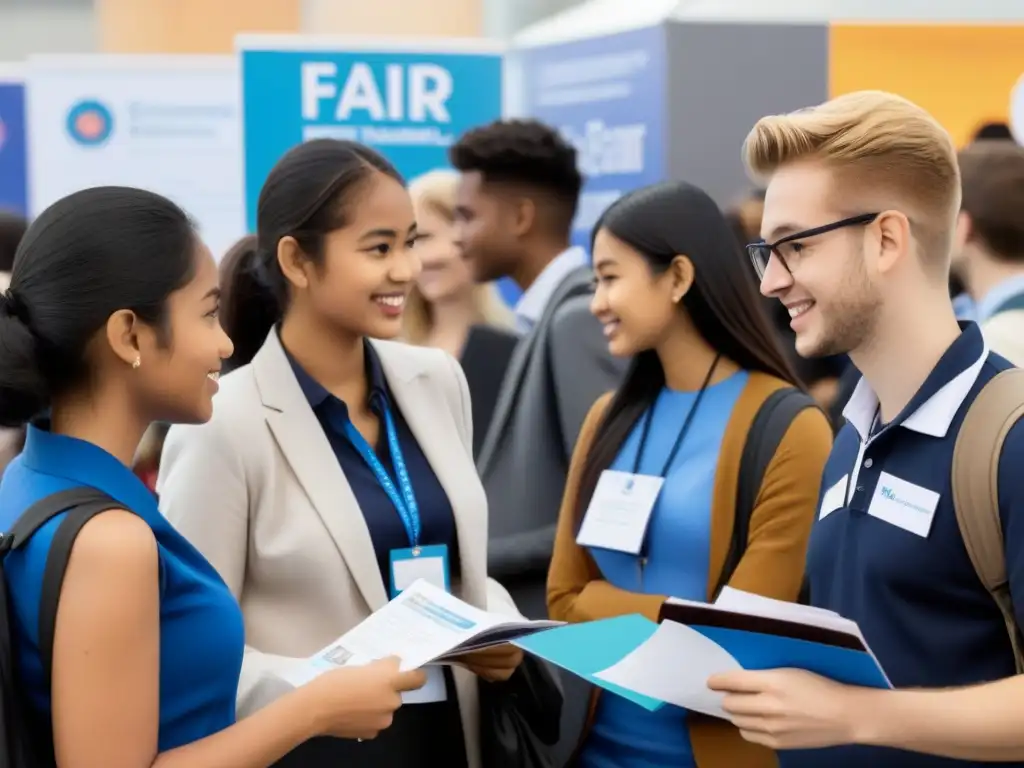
[0,425,244,751]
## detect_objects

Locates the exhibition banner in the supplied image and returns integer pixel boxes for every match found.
[515,27,668,247]
[0,66,28,216]
[26,55,245,258]
[239,35,504,231]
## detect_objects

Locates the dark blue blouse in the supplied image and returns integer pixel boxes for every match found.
[0,425,244,751]
[282,338,467,768]
[285,341,462,585]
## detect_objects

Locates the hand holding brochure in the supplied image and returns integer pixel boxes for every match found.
[280,579,563,687]
[592,587,890,719]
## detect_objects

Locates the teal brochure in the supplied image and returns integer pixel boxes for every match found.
[514,614,665,711]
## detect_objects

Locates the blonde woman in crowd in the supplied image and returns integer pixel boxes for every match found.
[404,169,519,458]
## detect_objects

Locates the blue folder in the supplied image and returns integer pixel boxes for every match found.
[513,614,665,711]
[693,625,890,689]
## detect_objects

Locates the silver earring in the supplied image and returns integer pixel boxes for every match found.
[132,356,141,370]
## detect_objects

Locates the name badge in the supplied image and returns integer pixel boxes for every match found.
[576,469,664,555]
[819,475,849,520]
[401,665,447,705]
[390,544,450,704]
[390,544,450,598]
[867,471,939,538]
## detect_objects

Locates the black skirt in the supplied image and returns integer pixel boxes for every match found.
[272,668,468,768]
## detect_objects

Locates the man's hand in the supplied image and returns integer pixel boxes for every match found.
[450,644,524,683]
[708,668,878,750]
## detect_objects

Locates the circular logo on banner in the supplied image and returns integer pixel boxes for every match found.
[66,100,114,146]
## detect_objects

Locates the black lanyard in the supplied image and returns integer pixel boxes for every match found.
[632,355,721,477]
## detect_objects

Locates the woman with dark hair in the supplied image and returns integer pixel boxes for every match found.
[157,140,524,768]
[547,181,833,767]
[0,187,426,766]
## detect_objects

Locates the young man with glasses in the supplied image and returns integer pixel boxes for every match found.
[708,91,1024,766]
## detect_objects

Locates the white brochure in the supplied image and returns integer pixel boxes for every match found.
[280,579,563,687]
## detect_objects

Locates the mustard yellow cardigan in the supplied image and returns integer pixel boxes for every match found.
[547,372,834,768]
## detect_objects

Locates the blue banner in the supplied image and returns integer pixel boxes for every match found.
[516,27,668,248]
[0,81,28,216]
[239,40,504,231]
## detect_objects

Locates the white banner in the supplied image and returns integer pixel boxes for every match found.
[1011,72,1024,146]
[26,54,245,259]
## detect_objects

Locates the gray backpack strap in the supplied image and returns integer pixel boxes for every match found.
[712,387,817,599]
[951,368,1024,673]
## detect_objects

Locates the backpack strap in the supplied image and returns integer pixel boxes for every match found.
[712,387,817,599]
[4,487,122,690]
[951,368,1024,673]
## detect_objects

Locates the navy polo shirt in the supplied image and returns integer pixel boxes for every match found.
[783,323,1024,768]
[285,339,461,587]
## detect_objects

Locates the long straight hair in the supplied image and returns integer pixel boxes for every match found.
[574,181,802,526]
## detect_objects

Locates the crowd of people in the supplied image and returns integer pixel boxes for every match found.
[1,88,1024,768]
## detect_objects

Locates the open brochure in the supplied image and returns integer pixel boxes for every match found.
[280,579,563,687]
[590,587,890,719]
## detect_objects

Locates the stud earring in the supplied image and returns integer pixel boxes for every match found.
[132,356,141,370]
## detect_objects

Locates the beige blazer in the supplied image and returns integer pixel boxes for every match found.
[157,331,514,768]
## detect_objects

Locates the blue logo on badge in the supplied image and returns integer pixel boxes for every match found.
[881,486,896,500]
[66,100,114,146]
[624,478,635,493]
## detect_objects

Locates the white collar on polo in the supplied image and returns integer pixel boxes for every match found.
[842,346,988,442]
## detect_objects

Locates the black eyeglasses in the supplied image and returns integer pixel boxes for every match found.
[746,212,880,279]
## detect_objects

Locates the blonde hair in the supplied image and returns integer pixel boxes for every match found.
[404,169,515,345]
[743,90,961,263]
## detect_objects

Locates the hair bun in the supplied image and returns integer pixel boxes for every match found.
[0,306,49,427]
[0,288,25,322]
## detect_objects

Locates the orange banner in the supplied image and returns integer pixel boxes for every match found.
[97,0,302,54]
[829,24,1024,147]
[303,0,483,37]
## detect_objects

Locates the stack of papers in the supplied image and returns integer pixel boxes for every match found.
[280,579,563,686]
[517,587,890,720]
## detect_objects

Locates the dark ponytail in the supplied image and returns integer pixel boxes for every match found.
[218,235,276,372]
[0,187,196,427]
[231,139,405,358]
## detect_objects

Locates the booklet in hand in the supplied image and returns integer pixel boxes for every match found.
[279,579,563,687]
[591,587,890,719]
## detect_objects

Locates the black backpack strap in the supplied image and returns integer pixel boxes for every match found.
[712,387,817,599]
[5,487,121,690]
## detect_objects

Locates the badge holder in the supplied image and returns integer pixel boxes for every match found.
[389,543,451,598]
[389,544,451,704]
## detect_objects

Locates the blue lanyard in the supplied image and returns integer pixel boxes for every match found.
[342,407,421,549]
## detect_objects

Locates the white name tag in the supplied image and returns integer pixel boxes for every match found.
[576,469,664,555]
[819,475,848,520]
[867,471,939,538]
[401,664,447,704]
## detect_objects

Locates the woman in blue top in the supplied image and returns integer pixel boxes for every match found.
[0,186,426,767]
[547,181,833,767]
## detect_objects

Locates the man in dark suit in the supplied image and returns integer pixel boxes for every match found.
[450,120,626,620]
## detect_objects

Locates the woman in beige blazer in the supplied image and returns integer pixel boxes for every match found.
[157,141,523,768]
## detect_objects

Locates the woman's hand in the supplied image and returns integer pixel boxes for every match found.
[450,644,524,683]
[307,657,427,740]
